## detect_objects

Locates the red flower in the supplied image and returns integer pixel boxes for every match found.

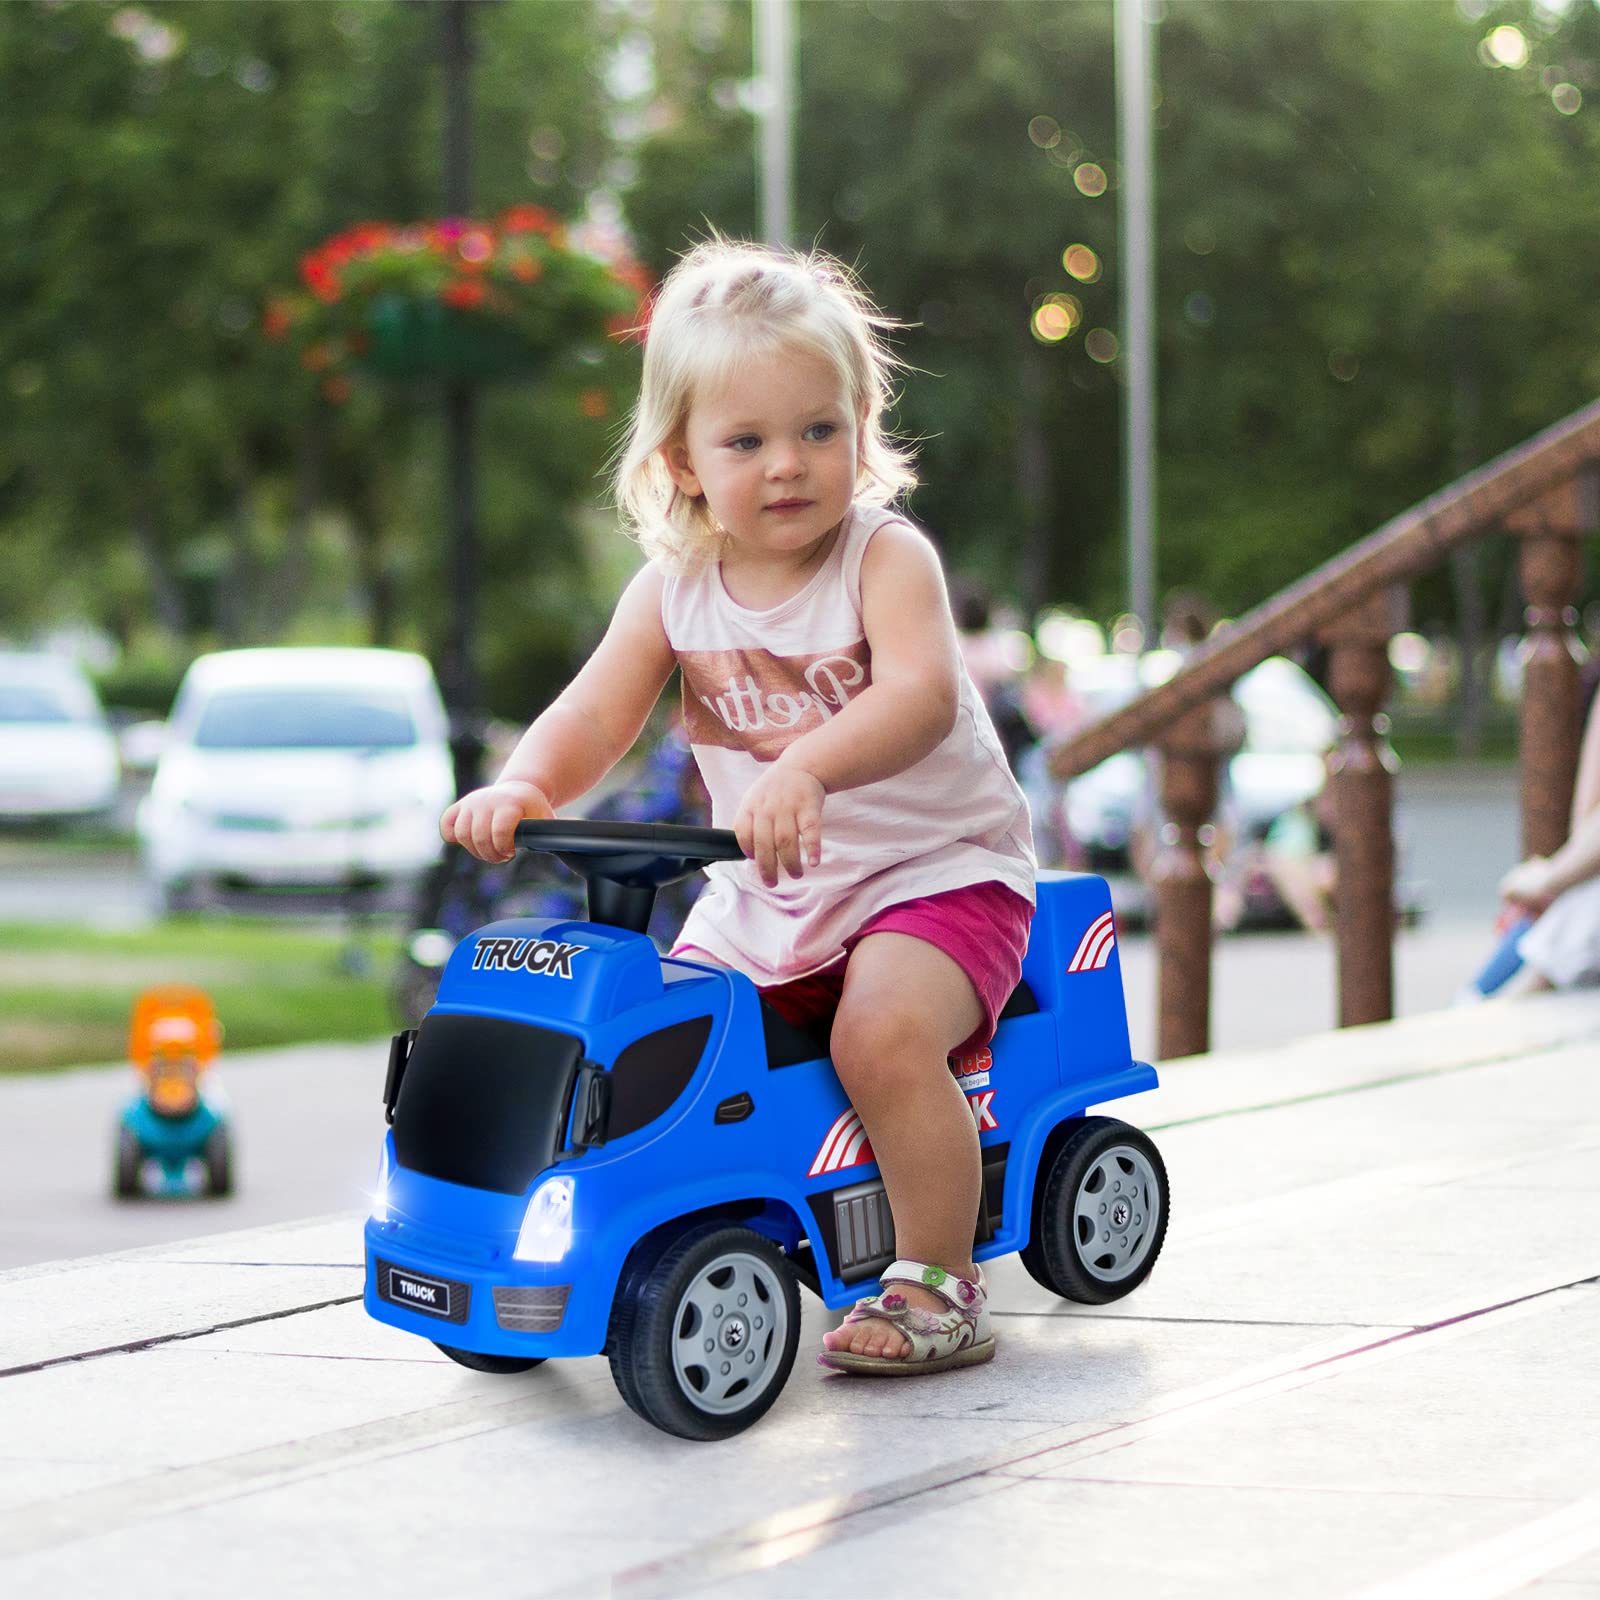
[261,299,295,341]
[440,279,487,309]
[510,256,544,283]
[300,258,341,304]
[501,203,556,236]
[321,375,352,405]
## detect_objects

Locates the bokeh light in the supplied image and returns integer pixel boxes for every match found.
[1552,83,1582,114]
[1328,349,1360,383]
[1036,610,1106,663]
[1485,25,1530,69]
[1029,115,1062,149]
[1184,220,1217,256]
[1388,632,1430,676]
[1074,163,1108,198]
[1184,291,1215,326]
[1031,293,1081,343]
[1062,244,1101,282]
[1084,327,1119,363]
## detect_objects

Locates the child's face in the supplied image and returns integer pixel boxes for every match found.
[661,346,861,564]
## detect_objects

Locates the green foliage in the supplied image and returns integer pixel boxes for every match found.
[6,0,1600,707]
[619,0,1600,625]
[0,917,401,1073]
[0,0,641,715]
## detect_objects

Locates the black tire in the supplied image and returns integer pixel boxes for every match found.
[1020,1116,1169,1304]
[203,1127,233,1197]
[114,1127,142,1200]
[150,877,203,918]
[433,1344,546,1375]
[607,1223,800,1441]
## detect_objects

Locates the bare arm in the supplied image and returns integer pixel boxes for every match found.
[442,564,676,861]
[735,522,961,885]
[1501,691,1600,910]
[777,522,961,792]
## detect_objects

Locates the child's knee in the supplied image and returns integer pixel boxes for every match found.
[830,1004,940,1092]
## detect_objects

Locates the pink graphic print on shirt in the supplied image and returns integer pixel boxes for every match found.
[679,641,872,762]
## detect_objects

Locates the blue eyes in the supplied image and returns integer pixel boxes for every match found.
[727,423,838,451]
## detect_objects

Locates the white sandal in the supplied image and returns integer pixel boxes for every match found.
[816,1259,994,1376]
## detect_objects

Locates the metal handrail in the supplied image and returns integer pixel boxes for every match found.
[1050,397,1600,782]
[1043,396,1600,1061]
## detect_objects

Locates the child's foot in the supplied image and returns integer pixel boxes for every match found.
[821,1276,953,1358]
[817,1260,994,1375]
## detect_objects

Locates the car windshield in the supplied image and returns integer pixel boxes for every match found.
[0,684,82,724]
[192,688,419,750]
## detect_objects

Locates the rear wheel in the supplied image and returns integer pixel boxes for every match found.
[203,1127,233,1197]
[113,1127,142,1200]
[1020,1117,1169,1304]
[433,1344,545,1375]
[608,1223,799,1441]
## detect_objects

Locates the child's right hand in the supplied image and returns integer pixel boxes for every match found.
[441,779,555,863]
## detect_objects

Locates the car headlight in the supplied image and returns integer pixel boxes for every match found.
[370,1143,392,1223]
[514,1176,574,1262]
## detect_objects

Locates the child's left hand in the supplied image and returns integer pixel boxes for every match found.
[1500,855,1559,913]
[734,763,825,887]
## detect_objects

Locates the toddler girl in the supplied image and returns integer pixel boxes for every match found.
[442,236,1035,1375]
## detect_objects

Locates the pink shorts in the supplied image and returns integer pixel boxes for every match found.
[726,880,1033,1057]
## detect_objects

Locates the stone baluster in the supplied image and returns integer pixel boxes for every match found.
[1505,473,1593,860]
[1151,700,1226,1060]
[1321,587,1404,1027]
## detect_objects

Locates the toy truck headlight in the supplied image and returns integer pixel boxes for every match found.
[370,1143,392,1223]
[514,1176,574,1263]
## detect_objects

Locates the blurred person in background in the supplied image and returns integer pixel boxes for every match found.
[1128,591,1247,930]
[1016,647,1089,869]
[1247,751,1338,933]
[949,575,1035,772]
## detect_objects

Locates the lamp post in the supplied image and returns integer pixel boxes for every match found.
[754,0,796,250]
[440,0,483,797]
[1116,0,1157,640]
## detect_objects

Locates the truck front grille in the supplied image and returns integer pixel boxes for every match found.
[492,1284,571,1333]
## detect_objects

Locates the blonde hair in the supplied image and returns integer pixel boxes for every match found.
[610,234,918,571]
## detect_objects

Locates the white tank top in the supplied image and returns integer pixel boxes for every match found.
[661,503,1036,985]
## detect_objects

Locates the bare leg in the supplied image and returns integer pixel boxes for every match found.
[819,932,986,1361]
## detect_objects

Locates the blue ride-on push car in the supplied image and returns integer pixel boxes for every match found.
[364,820,1169,1440]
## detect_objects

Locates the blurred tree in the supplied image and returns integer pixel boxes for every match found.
[0,0,638,717]
[5,0,1599,714]
[618,0,1600,628]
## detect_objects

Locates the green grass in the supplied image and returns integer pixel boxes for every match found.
[1389,728,1520,766]
[0,918,400,1073]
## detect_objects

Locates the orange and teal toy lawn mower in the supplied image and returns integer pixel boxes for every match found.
[114,986,233,1199]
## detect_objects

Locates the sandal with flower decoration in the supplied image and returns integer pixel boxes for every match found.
[816,1259,994,1376]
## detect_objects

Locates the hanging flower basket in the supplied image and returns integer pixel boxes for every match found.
[264,207,649,397]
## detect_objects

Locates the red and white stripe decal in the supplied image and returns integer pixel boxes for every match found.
[1067,910,1116,973]
[808,1108,875,1178]
[810,1090,998,1177]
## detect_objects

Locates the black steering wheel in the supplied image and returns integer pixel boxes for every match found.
[513,819,745,934]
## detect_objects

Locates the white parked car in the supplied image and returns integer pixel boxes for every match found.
[0,651,121,821]
[137,648,456,913]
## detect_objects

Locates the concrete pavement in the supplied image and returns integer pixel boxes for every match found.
[3,991,1598,1598]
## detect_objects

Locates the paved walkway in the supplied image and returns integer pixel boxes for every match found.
[3,992,1598,1599]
